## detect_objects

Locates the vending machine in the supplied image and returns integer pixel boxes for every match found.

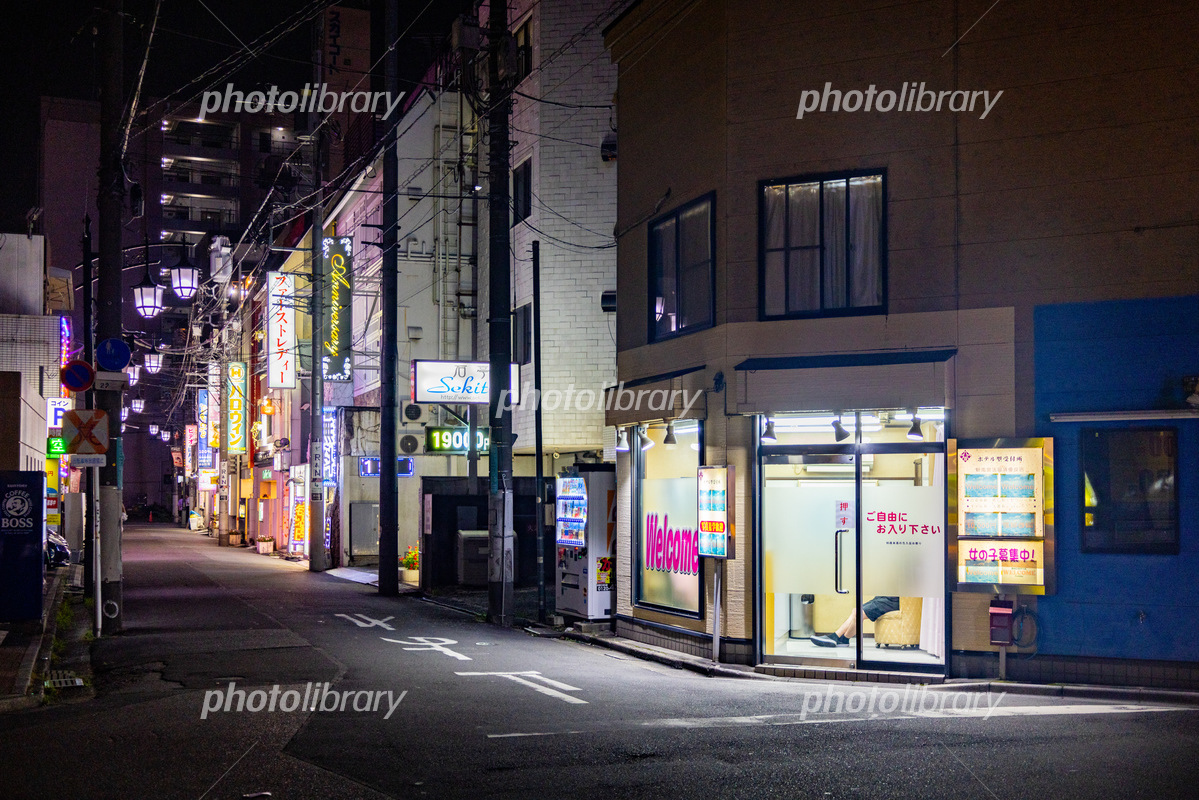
[554,464,615,622]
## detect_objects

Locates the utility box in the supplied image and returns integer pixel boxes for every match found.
[989,599,1015,646]
[458,529,489,586]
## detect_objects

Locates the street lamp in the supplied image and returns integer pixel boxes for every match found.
[121,406,130,421]
[133,238,164,319]
[160,430,170,442]
[170,249,200,301]
[144,352,163,374]
[131,397,144,414]
[127,365,140,386]
[149,423,159,435]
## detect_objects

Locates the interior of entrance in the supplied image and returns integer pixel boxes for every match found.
[761,409,946,668]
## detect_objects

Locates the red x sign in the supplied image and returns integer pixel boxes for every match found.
[62,409,109,455]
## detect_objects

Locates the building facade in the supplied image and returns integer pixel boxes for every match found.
[604,0,1199,686]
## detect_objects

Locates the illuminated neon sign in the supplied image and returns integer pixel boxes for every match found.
[227,362,248,454]
[321,237,353,382]
[267,271,296,388]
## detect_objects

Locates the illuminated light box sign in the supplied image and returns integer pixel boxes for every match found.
[697,465,735,559]
[322,408,338,486]
[185,424,197,475]
[412,360,520,405]
[226,362,248,454]
[556,476,587,547]
[358,457,415,478]
[206,365,221,448]
[198,469,219,492]
[47,437,67,457]
[959,539,1045,586]
[952,438,1054,595]
[321,236,353,382]
[266,271,297,388]
[46,398,71,433]
[425,427,491,454]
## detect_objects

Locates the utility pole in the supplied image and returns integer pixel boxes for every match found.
[487,0,514,626]
[96,0,124,634]
[308,17,328,573]
[377,0,400,596]
[80,217,96,603]
[532,240,546,623]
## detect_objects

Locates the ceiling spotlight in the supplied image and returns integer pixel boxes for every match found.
[637,428,654,451]
[760,420,777,444]
[663,422,677,448]
[615,428,630,452]
[907,416,924,441]
[832,417,850,442]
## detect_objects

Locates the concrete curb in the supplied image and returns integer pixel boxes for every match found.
[564,631,770,681]
[933,679,1199,706]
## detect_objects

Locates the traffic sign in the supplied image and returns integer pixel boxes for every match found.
[62,409,109,455]
[96,338,132,372]
[61,359,96,392]
[71,454,107,467]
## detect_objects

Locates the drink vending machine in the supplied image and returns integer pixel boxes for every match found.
[554,464,616,621]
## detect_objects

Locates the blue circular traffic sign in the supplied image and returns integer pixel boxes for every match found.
[96,338,132,372]
[61,359,96,392]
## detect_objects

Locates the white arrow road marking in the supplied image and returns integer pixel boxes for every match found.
[335,613,395,630]
[484,703,1188,737]
[456,671,588,704]
[383,636,472,661]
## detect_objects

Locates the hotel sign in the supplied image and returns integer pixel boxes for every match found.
[267,271,297,388]
[411,360,521,405]
[321,236,353,382]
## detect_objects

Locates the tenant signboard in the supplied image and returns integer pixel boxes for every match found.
[267,271,297,388]
[227,362,248,455]
[321,236,353,382]
[697,465,735,559]
[412,360,521,405]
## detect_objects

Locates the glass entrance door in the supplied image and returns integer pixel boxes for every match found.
[763,450,860,665]
[759,410,947,671]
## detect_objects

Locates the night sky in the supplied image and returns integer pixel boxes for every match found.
[0,0,472,233]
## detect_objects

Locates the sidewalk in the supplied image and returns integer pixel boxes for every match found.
[564,627,1199,706]
[0,564,73,712]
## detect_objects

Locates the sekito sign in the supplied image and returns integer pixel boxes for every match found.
[411,360,521,405]
[321,236,353,382]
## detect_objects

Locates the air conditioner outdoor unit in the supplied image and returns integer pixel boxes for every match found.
[402,402,428,424]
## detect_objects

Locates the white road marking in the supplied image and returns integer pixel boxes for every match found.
[335,613,395,630]
[484,702,1188,738]
[457,671,588,704]
[383,636,472,661]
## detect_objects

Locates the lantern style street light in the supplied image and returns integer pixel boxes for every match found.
[160,430,170,442]
[132,397,145,414]
[170,249,200,301]
[149,423,159,435]
[144,352,163,374]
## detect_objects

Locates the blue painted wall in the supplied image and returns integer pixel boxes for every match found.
[1035,295,1199,662]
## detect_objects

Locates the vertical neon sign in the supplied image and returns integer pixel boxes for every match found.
[227,362,248,455]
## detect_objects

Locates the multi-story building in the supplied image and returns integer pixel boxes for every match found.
[604,0,1199,687]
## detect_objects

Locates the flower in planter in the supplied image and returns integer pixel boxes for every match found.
[401,545,419,570]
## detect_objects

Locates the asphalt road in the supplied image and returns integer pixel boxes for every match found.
[1,524,1197,799]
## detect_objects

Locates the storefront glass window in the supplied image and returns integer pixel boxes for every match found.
[634,421,702,615]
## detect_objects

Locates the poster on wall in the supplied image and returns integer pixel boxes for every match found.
[639,477,700,614]
[697,465,735,559]
[957,446,1044,538]
[958,539,1044,586]
[861,483,946,597]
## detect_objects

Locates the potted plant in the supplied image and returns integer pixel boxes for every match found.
[401,545,419,584]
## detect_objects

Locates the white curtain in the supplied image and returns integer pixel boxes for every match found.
[920,595,945,659]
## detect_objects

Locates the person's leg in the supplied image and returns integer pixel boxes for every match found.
[836,610,865,639]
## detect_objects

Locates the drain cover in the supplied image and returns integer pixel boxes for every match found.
[45,670,84,689]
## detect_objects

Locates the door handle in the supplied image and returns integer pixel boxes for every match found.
[834,528,848,594]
